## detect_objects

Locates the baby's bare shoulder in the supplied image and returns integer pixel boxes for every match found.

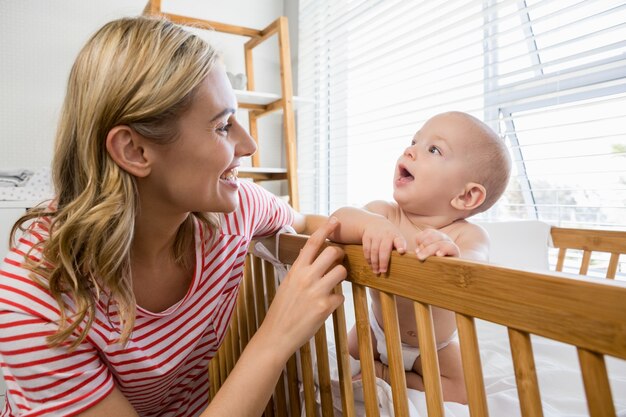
[444,220,488,241]
[364,200,398,218]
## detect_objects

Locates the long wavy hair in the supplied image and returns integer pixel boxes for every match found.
[11,16,219,349]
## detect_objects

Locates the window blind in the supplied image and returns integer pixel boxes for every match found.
[297,0,626,234]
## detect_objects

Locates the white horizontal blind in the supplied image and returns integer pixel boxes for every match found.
[297,0,626,234]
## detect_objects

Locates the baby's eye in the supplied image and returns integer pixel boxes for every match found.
[428,145,441,155]
[410,139,416,146]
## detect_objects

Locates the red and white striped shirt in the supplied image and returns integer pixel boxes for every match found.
[0,181,294,417]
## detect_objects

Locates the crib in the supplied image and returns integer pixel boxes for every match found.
[207,225,626,417]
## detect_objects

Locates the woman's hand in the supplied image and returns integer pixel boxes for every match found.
[259,217,347,358]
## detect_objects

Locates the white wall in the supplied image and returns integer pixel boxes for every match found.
[0,0,286,170]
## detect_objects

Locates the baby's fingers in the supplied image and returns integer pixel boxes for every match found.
[368,238,382,274]
[416,241,457,260]
[394,236,407,255]
[377,237,396,274]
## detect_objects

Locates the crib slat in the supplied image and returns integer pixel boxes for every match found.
[230,299,242,363]
[252,256,267,327]
[508,328,543,417]
[244,255,258,338]
[607,253,619,279]
[286,355,302,417]
[223,328,234,375]
[300,341,317,417]
[256,260,274,417]
[209,358,219,401]
[272,375,288,417]
[556,248,566,272]
[301,344,317,417]
[352,283,380,417]
[379,292,410,417]
[238,258,252,349]
[331,284,356,417]
[577,348,616,417]
[314,325,335,417]
[580,250,592,275]
[413,301,445,417]
[218,346,227,387]
[263,261,289,416]
[456,313,489,417]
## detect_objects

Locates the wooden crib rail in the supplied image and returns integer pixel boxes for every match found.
[278,233,626,417]
[209,231,626,417]
[278,234,626,360]
[550,227,626,278]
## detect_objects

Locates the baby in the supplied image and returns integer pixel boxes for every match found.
[330,111,511,403]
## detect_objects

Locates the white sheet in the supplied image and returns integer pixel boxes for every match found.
[302,282,626,417]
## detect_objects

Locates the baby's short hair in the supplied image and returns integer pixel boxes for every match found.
[448,112,511,216]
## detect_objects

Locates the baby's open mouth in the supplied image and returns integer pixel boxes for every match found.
[399,166,414,181]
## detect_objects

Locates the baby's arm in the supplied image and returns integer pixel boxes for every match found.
[415,223,489,261]
[331,201,407,274]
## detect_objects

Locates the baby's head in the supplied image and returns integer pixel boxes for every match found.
[393,111,511,218]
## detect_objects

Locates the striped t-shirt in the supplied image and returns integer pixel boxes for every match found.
[0,181,294,416]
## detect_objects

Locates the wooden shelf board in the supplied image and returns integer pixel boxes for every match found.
[239,167,288,181]
[234,90,313,109]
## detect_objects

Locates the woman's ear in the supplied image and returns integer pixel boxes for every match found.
[105,126,151,178]
[450,182,486,212]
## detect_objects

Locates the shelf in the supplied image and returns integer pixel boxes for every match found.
[238,167,288,181]
[0,200,44,209]
[235,90,313,115]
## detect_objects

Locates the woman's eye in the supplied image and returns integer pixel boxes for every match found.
[216,123,233,134]
[428,145,441,155]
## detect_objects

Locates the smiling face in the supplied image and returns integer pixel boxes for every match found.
[137,65,257,216]
[393,112,487,216]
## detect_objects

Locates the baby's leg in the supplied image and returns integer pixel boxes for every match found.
[347,323,382,381]
[347,323,380,360]
[373,342,467,404]
[413,341,467,404]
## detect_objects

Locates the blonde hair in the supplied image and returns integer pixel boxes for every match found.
[11,16,219,349]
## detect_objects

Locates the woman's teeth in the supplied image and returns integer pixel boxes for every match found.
[221,168,238,181]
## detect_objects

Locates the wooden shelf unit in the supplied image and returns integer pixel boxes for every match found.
[144,1,302,210]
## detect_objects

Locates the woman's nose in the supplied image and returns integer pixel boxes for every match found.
[235,124,258,157]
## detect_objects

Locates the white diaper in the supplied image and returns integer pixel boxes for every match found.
[369,309,455,371]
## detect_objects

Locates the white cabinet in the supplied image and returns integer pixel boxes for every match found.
[0,203,30,259]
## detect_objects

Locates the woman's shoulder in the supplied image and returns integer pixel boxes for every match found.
[1,211,57,313]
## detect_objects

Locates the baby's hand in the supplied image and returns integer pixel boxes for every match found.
[414,229,459,261]
[362,219,406,274]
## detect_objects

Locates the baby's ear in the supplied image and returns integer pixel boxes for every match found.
[450,182,486,212]
[105,126,151,178]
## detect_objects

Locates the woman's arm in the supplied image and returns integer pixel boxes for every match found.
[78,219,346,417]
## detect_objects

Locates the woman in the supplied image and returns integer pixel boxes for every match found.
[0,16,346,416]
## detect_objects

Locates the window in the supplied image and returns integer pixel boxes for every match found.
[297,0,626,231]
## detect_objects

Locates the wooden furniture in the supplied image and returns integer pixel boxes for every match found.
[208,225,626,417]
[551,227,626,278]
[144,1,302,209]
